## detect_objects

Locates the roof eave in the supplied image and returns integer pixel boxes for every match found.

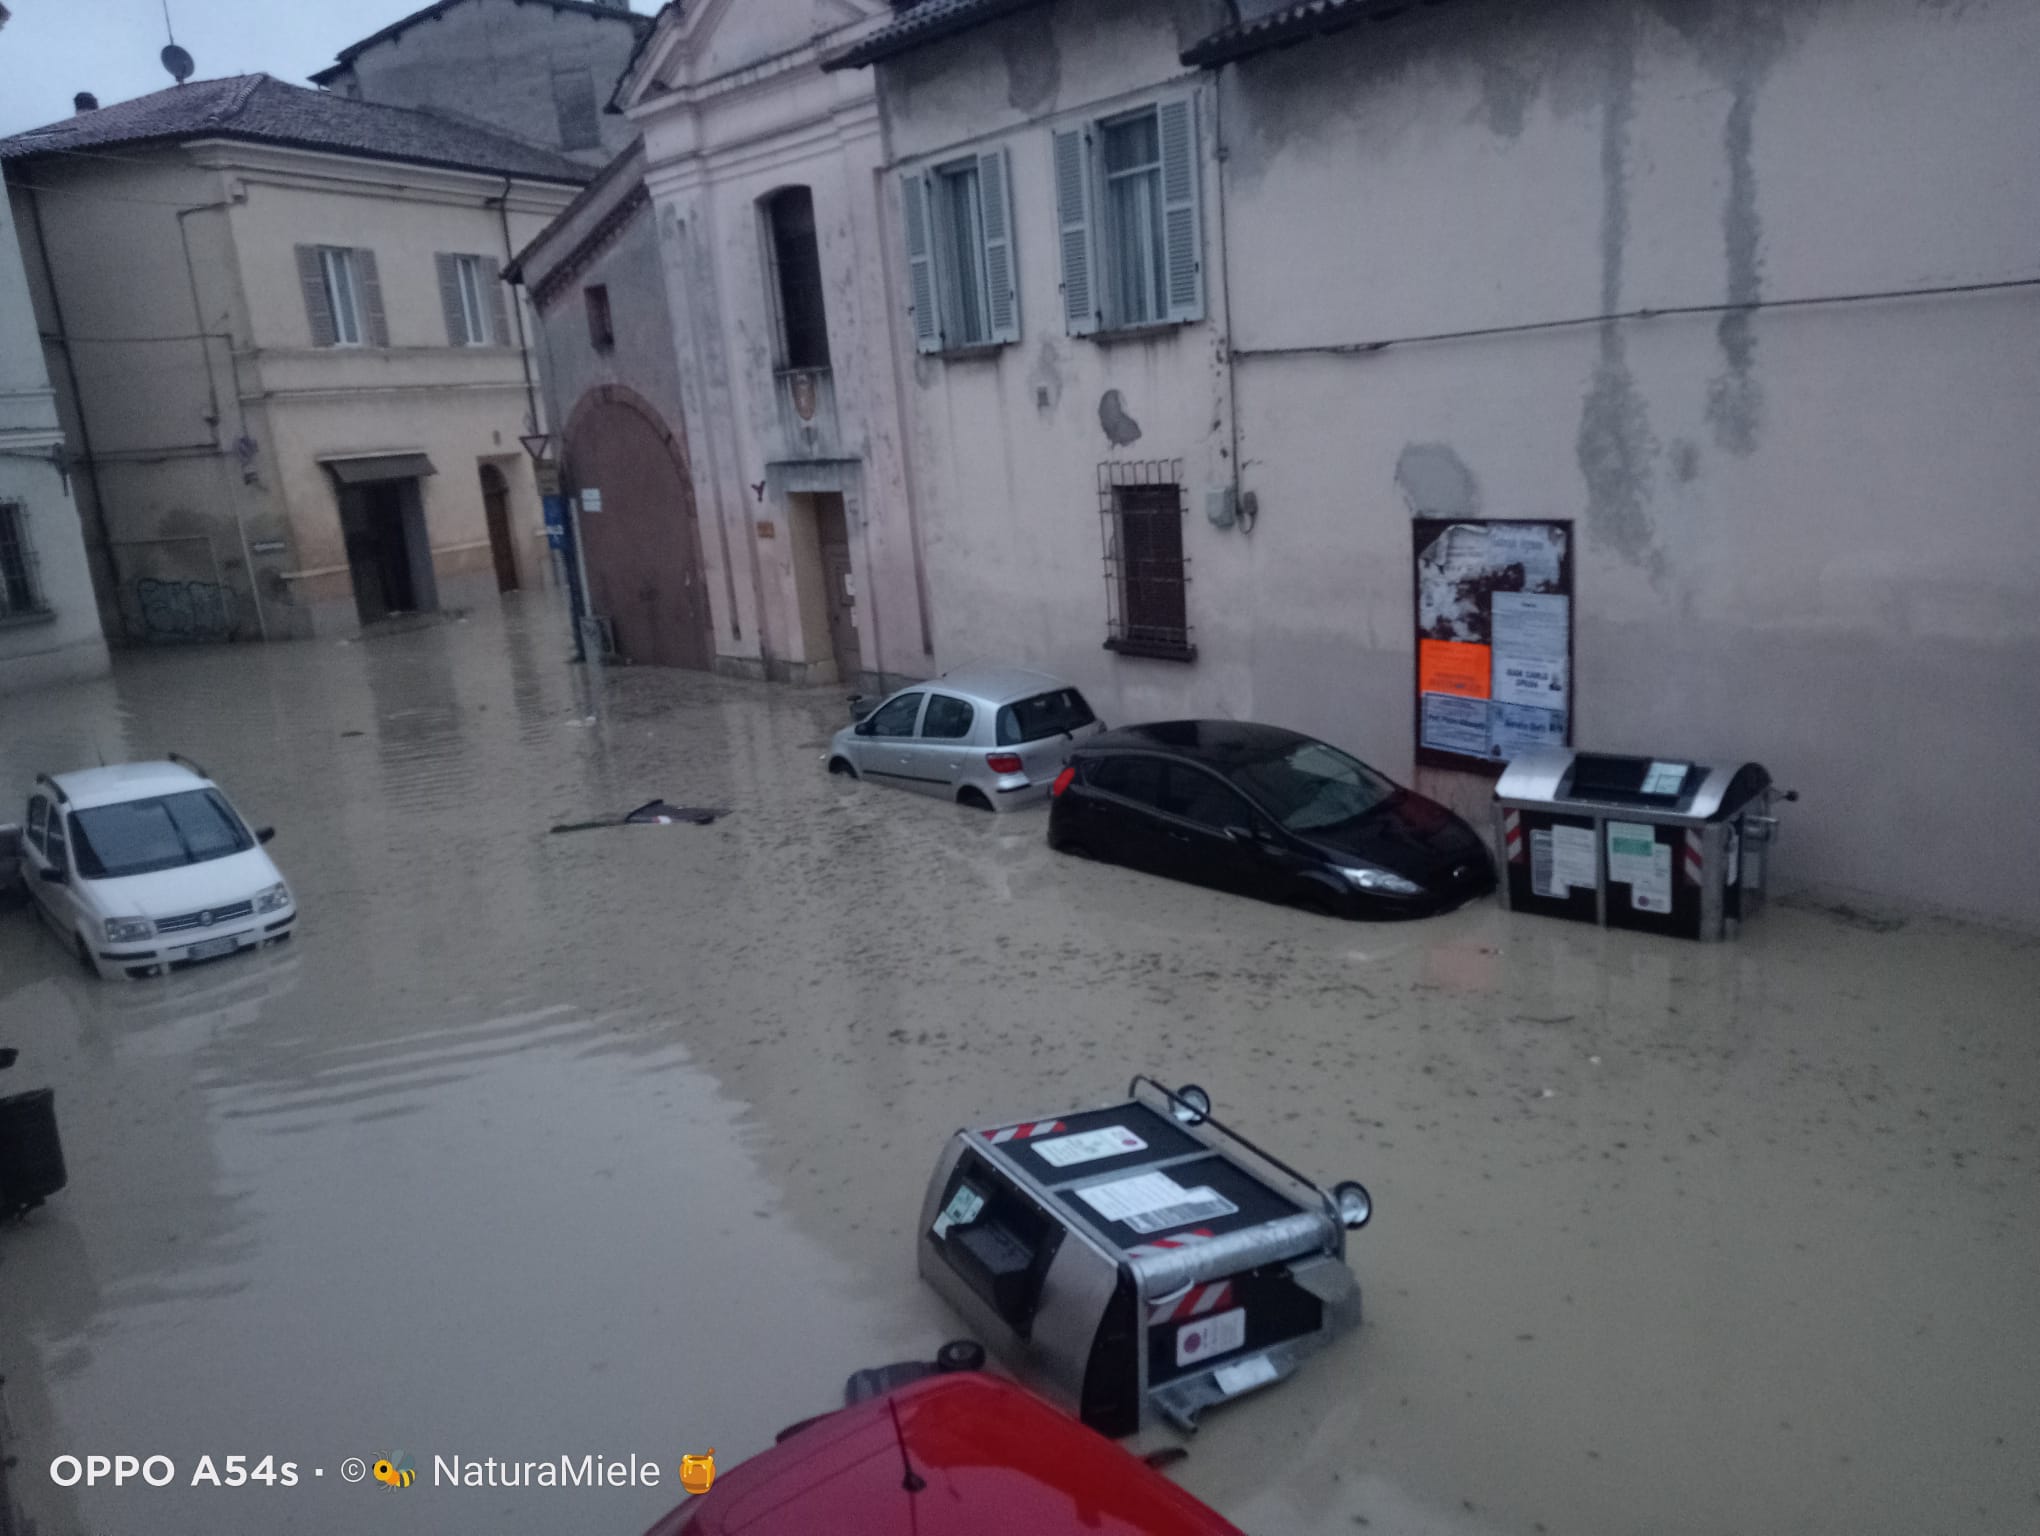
[1181,0,1448,69]
[821,0,1053,72]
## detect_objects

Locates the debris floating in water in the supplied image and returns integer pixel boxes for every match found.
[549,800,727,834]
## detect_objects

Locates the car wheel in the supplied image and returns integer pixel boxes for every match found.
[1290,889,1337,918]
[827,756,857,778]
[956,787,993,812]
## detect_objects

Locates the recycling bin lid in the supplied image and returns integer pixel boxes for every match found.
[1495,748,1770,823]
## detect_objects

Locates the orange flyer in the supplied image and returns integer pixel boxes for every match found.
[1418,639,1492,700]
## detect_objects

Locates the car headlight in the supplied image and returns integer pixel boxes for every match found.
[104,916,154,944]
[254,882,291,914]
[1337,864,1422,896]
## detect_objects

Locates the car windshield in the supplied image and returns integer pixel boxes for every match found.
[996,688,1096,746]
[1228,741,1398,832]
[69,790,253,879]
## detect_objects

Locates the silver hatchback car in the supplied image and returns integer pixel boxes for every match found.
[827,666,1105,811]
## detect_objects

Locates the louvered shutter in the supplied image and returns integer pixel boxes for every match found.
[355,248,389,346]
[483,257,511,346]
[978,148,1018,344]
[1158,97,1203,324]
[1052,128,1097,336]
[435,253,468,345]
[296,244,336,347]
[901,173,940,353]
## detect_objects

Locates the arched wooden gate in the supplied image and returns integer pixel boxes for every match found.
[563,385,714,670]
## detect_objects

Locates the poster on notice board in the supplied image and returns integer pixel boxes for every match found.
[1411,519,1573,772]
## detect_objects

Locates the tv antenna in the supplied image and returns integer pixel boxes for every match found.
[160,1,194,84]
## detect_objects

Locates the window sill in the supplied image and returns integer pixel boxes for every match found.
[0,608,56,631]
[929,342,1009,363]
[1086,321,1191,348]
[1104,636,1197,664]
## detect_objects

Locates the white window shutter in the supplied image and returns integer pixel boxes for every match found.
[978,148,1019,344]
[296,244,337,347]
[1053,127,1098,336]
[483,257,511,346]
[355,248,389,347]
[1158,96,1203,324]
[901,173,941,354]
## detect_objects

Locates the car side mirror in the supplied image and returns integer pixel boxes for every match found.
[256,826,276,844]
[39,865,66,885]
[853,719,875,738]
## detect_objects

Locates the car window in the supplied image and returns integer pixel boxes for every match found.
[920,694,975,741]
[865,692,925,738]
[1087,755,1165,808]
[69,789,253,880]
[26,794,47,855]
[1161,765,1249,829]
[1228,740,1397,832]
[45,810,69,871]
[996,688,1096,746]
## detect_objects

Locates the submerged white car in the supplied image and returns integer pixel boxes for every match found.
[17,759,296,980]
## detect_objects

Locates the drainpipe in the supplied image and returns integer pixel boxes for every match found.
[1211,74,1247,534]
[177,194,267,640]
[493,174,542,437]
[22,180,125,639]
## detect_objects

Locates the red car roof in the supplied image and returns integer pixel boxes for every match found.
[645,1373,1241,1536]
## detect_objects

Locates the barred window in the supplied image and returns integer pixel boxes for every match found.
[0,501,48,619]
[1098,461,1193,661]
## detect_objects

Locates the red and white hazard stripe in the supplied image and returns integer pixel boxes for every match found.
[1682,829,1704,886]
[1503,808,1524,864]
[1125,1228,1214,1261]
[1147,1279,1234,1326]
[983,1119,1067,1144]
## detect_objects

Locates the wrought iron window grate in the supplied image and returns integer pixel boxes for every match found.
[1098,460,1194,661]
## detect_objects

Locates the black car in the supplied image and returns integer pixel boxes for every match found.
[1047,721,1496,919]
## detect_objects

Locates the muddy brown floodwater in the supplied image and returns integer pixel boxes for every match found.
[1,597,2036,1536]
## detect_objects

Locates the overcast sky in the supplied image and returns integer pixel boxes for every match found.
[0,0,654,137]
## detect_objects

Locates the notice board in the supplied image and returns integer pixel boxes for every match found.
[1412,519,1573,772]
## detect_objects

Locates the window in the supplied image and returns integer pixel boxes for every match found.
[995,689,1096,747]
[321,247,362,345]
[44,810,67,873]
[1088,755,1164,807]
[68,790,253,880]
[902,151,1018,352]
[0,501,47,618]
[585,285,614,350]
[1098,463,1192,660]
[763,188,830,371]
[437,254,505,346]
[863,692,924,738]
[552,65,601,152]
[1160,765,1248,830]
[295,245,385,347]
[920,694,975,740]
[1053,97,1202,335]
[1228,742,1397,833]
[25,795,48,856]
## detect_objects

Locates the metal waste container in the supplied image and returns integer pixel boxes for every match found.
[1493,748,1790,941]
[919,1077,1373,1437]
[0,1088,66,1217]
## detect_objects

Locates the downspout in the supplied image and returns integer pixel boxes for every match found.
[1212,70,1247,534]
[178,194,267,640]
[494,174,542,436]
[23,180,125,638]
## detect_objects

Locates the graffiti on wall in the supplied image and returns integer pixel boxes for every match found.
[135,578,233,642]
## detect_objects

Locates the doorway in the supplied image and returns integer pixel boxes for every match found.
[341,478,436,625]
[812,492,861,686]
[480,463,520,593]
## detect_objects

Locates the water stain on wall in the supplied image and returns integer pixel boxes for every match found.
[1395,443,1482,518]
[1000,11,1060,113]
[1098,389,1142,447]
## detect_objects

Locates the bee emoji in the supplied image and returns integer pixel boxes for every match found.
[373,1455,416,1489]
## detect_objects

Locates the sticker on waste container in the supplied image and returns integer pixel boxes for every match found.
[1032,1126,1147,1168]
[1609,822,1674,912]
[1213,1353,1280,1396]
[1176,1306,1247,1367]
[1642,760,1688,796]
[931,1183,985,1239]
[1078,1171,1238,1234]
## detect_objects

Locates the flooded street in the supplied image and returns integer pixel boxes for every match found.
[1,596,2036,1536]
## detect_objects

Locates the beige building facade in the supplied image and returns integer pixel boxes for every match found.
[2,76,584,642]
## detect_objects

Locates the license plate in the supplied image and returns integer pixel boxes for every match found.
[186,935,238,961]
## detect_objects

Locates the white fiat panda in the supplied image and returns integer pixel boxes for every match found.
[18,758,296,979]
